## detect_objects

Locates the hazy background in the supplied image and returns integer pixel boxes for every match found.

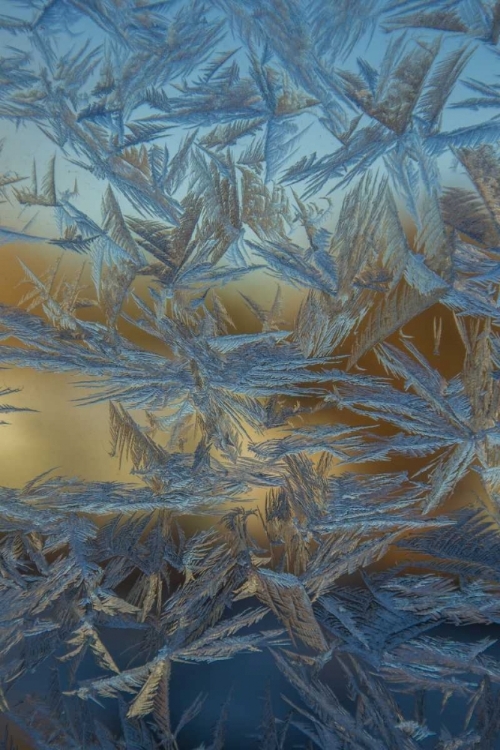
[1,4,498,745]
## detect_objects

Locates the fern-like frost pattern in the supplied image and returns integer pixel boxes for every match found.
[0,0,500,747]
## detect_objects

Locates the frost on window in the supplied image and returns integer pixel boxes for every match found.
[1,1,500,748]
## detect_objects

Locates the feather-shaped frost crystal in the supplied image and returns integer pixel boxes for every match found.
[0,1,500,747]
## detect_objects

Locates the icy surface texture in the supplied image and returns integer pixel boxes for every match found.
[1,0,500,747]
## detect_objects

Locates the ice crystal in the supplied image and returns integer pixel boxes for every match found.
[0,0,500,747]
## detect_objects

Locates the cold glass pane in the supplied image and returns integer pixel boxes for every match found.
[1,1,500,747]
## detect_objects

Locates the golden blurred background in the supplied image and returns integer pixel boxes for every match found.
[0,237,481,513]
